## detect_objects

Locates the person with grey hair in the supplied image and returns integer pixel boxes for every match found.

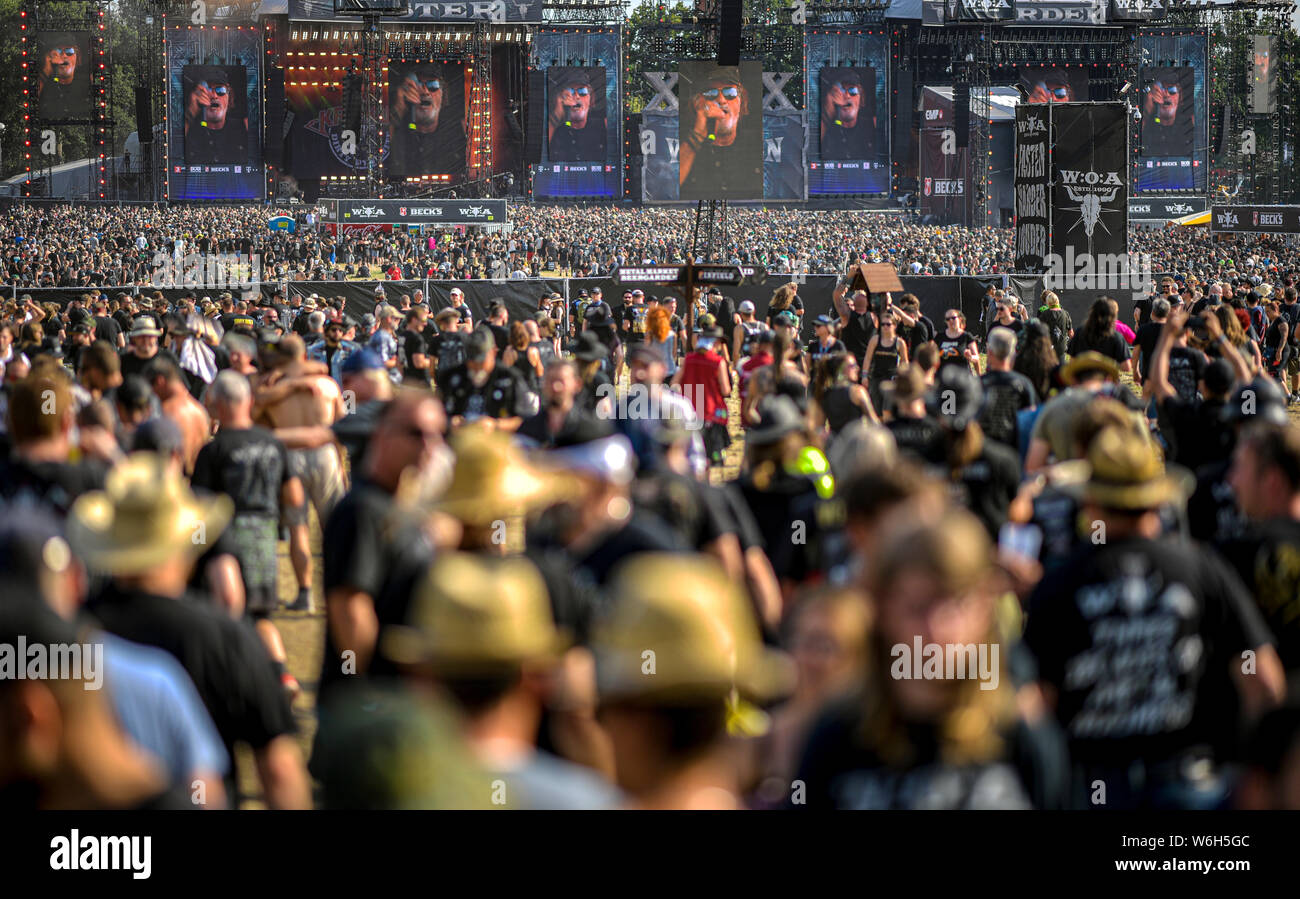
[222,332,258,376]
[980,326,1037,452]
[193,368,307,698]
[367,304,402,385]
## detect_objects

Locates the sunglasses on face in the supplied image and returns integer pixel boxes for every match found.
[50,47,78,57]
[1149,82,1179,95]
[700,86,740,101]
[831,83,861,97]
[946,315,960,321]
[421,79,442,91]
[565,87,590,97]
[199,82,230,96]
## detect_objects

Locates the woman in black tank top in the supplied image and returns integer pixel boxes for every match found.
[863,312,910,418]
[501,322,543,393]
[811,352,878,441]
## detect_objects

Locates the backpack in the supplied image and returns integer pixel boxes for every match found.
[1040,308,1069,356]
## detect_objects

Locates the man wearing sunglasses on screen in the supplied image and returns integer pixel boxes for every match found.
[1140,67,1194,158]
[819,68,877,161]
[1024,71,1076,105]
[548,69,606,162]
[37,40,87,120]
[679,69,758,198]
[389,62,466,182]
[183,66,248,165]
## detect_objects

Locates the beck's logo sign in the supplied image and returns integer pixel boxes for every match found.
[1260,212,1284,226]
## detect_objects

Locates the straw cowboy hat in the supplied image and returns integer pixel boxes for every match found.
[1060,351,1121,386]
[67,453,233,575]
[1074,425,1193,511]
[382,552,566,673]
[592,554,795,707]
[432,426,572,526]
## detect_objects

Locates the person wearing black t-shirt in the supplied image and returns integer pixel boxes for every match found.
[440,330,538,431]
[1220,422,1300,682]
[936,309,980,374]
[1131,297,1171,386]
[312,392,443,772]
[191,371,304,697]
[398,308,432,388]
[484,302,511,353]
[72,454,308,809]
[884,365,946,466]
[832,284,875,367]
[1024,426,1285,809]
[1067,298,1131,372]
[118,315,183,382]
[1148,309,1245,471]
[980,328,1038,452]
[427,308,466,392]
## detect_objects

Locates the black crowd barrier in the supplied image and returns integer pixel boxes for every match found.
[13,273,1152,342]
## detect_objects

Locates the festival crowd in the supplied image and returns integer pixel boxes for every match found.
[4,210,1300,811]
[3,203,1298,287]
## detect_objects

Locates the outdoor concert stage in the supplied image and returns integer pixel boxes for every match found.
[19,0,1295,217]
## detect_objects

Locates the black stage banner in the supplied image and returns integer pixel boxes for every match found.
[920,128,968,225]
[1108,0,1167,20]
[1210,205,1300,235]
[335,199,508,225]
[1129,196,1207,220]
[1013,0,1107,24]
[1014,104,1050,273]
[289,0,544,22]
[956,0,1015,21]
[1050,103,1129,267]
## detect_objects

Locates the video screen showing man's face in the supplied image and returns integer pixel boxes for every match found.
[678,61,763,200]
[387,61,466,181]
[1019,68,1087,104]
[1140,67,1194,157]
[394,64,446,133]
[547,67,607,162]
[819,67,878,161]
[36,32,91,121]
[182,65,249,165]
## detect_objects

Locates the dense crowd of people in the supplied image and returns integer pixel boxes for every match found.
[6,213,1300,812]
[5,202,1300,289]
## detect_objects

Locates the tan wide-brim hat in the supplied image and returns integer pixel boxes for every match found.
[1071,426,1194,511]
[593,554,795,707]
[67,453,233,575]
[1060,351,1121,386]
[382,552,567,672]
[433,425,574,526]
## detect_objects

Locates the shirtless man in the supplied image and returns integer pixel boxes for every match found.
[142,355,210,474]
[252,334,347,613]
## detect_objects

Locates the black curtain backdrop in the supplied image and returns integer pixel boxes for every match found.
[20,276,1147,347]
